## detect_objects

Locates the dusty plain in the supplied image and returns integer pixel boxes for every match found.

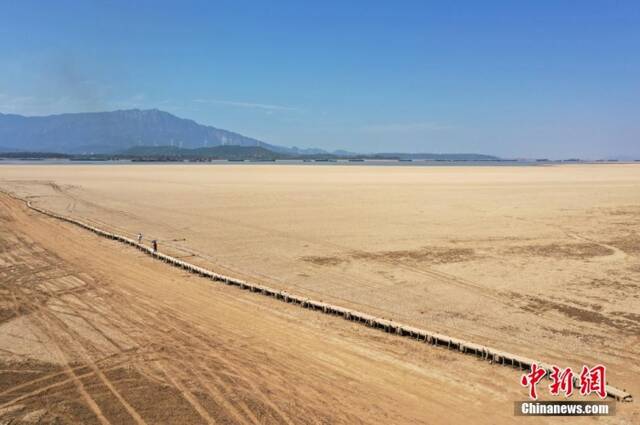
[0,163,639,424]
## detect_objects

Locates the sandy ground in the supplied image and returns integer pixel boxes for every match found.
[0,193,558,424]
[1,163,639,423]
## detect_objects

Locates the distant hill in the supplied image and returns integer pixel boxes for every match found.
[115,147,502,161]
[372,152,500,160]
[120,145,283,160]
[0,109,294,154]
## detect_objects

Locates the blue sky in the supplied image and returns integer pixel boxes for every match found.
[1,1,638,158]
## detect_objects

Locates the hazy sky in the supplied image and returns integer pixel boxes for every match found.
[1,1,639,158]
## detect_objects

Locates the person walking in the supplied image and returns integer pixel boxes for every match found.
[152,240,158,252]
[137,233,143,244]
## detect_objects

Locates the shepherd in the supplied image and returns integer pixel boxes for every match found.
[152,240,158,252]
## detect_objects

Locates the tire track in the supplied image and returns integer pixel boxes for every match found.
[155,361,217,425]
[3,306,112,425]
[59,279,260,425]
[2,206,282,424]
[1,236,147,425]
[35,282,149,425]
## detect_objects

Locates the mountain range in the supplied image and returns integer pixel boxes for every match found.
[0,108,500,160]
[0,109,327,155]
